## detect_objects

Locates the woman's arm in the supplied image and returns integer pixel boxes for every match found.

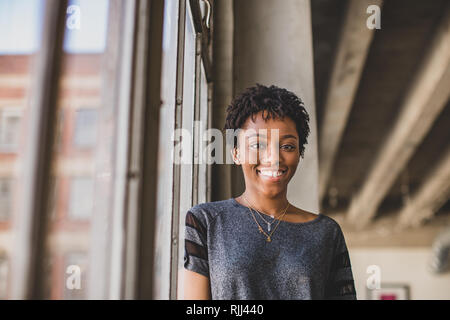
[183,269,211,299]
[324,225,357,299]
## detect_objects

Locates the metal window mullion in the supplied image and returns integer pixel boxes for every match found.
[170,0,187,301]
[135,0,165,299]
[192,34,202,207]
[121,0,149,299]
[107,0,138,300]
[206,81,213,202]
[11,0,68,299]
[118,0,165,300]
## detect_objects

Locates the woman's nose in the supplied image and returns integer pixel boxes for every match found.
[260,141,280,168]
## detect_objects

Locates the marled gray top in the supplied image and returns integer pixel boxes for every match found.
[184,198,356,300]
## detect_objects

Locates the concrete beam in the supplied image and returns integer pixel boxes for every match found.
[397,147,450,228]
[346,7,450,228]
[319,0,383,202]
[330,211,450,248]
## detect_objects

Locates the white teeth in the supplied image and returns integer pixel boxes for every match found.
[259,170,283,177]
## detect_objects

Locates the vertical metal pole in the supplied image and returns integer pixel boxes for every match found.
[192,34,202,207]
[107,0,138,300]
[135,0,165,299]
[170,0,187,301]
[11,0,68,299]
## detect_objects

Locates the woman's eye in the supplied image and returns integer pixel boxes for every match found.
[250,143,266,150]
[281,144,296,151]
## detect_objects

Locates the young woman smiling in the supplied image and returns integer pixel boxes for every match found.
[183,84,356,300]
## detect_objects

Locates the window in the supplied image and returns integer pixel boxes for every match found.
[176,0,212,299]
[176,1,199,299]
[0,254,8,299]
[68,177,94,221]
[154,0,213,299]
[45,0,117,299]
[0,108,22,152]
[153,0,179,299]
[198,62,209,204]
[4,0,212,299]
[0,0,45,300]
[0,178,12,221]
[73,108,98,149]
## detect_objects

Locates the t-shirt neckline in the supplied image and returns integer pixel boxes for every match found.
[229,197,323,226]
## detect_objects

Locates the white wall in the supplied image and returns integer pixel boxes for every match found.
[349,247,450,300]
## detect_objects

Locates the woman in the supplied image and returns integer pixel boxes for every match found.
[183,84,356,300]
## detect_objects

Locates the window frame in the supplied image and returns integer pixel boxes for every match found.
[11,0,69,299]
[169,0,213,299]
[9,0,213,300]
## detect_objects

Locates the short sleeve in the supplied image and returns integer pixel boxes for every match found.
[184,210,210,278]
[324,225,357,300]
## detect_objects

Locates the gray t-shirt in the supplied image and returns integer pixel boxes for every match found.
[184,198,356,300]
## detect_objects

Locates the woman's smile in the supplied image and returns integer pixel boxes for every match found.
[256,167,288,182]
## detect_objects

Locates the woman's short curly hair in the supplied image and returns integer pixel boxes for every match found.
[224,83,310,158]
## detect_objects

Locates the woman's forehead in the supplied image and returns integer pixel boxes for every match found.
[241,113,297,133]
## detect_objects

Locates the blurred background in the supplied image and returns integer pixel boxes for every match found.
[0,0,449,299]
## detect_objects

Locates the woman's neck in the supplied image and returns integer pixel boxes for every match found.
[240,188,289,216]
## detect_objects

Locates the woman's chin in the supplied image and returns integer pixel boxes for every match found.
[259,185,286,198]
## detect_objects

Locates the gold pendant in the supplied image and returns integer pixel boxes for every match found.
[266,236,271,242]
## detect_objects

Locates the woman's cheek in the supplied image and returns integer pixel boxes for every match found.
[247,150,259,165]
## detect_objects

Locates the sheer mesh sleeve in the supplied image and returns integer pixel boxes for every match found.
[184,210,210,278]
[324,226,357,300]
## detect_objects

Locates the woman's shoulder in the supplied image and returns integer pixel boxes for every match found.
[289,205,344,233]
[186,198,236,225]
[314,213,348,241]
[290,206,340,229]
[189,198,236,213]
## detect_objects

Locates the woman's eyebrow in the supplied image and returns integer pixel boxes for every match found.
[245,133,297,140]
[281,134,298,140]
[246,133,266,139]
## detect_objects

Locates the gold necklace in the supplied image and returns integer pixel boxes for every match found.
[242,195,290,242]
[243,195,289,232]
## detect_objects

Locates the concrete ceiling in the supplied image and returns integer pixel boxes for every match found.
[312,0,450,229]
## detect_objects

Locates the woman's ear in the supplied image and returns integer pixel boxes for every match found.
[231,148,241,165]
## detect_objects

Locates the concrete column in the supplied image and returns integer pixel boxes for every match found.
[233,0,319,213]
[211,0,233,201]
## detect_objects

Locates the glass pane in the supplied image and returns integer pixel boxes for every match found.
[0,0,45,300]
[72,109,98,149]
[177,0,196,300]
[153,0,179,299]
[68,177,94,221]
[45,0,123,299]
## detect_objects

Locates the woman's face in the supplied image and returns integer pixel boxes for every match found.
[234,111,301,198]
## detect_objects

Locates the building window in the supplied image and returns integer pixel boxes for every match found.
[73,108,98,149]
[0,255,8,299]
[0,179,12,222]
[68,177,94,221]
[2,0,212,299]
[0,108,22,153]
